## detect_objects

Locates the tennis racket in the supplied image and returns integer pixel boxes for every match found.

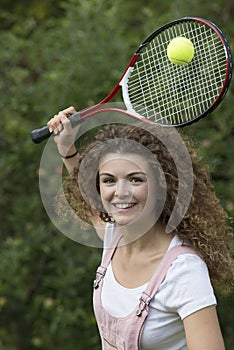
[31,16,232,144]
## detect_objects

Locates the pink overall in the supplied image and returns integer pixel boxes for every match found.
[93,232,196,349]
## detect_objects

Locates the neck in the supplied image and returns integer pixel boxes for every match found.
[117,221,174,255]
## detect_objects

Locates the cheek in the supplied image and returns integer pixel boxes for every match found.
[99,185,112,201]
[99,188,113,213]
[143,183,157,206]
[134,183,149,203]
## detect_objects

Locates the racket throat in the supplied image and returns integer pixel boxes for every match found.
[120,66,144,119]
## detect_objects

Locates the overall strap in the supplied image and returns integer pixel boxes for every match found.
[93,227,122,290]
[101,227,123,266]
[136,245,197,316]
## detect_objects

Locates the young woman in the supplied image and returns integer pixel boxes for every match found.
[47,107,233,350]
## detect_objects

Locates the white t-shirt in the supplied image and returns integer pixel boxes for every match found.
[101,224,216,350]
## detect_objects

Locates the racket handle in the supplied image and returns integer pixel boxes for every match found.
[31,125,51,144]
[31,112,83,144]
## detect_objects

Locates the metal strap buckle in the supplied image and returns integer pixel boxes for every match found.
[93,266,107,289]
[136,292,152,317]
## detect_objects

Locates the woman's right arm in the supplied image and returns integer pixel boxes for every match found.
[47,106,80,174]
[47,107,107,238]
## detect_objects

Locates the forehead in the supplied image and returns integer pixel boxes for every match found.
[99,153,151,172]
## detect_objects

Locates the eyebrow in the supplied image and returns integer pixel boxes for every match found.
[99,172,146,177]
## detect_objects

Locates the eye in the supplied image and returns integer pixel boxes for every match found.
[130,176,145,183]
[100,176,115,184]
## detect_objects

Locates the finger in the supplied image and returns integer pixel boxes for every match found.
[47,114,62,133]
[54,123,64,135]
[53,114,63,127]
[47,115,58,132]
[47,121,53,133]
[62,106,76,116]
[59,112,72,132]
[47,106,76,134]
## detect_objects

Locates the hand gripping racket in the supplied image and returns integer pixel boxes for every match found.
[31,17,232,143]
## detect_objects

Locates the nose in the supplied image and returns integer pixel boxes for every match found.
[115,179,132,198]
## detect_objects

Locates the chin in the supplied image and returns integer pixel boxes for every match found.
[112,215,136,227]
[114,211,160,234]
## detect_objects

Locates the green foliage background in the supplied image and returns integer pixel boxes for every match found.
[0,0,233,349]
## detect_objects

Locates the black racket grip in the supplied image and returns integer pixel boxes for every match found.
[31,125,51,144]
[31,112,83,144]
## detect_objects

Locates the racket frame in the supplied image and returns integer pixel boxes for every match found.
[31,16,232,143]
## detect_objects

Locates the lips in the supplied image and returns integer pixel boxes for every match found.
[113,203,136,209]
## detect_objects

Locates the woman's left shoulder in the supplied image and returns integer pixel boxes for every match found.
[173,248,206,266]
[160,247,217,319]
[168,236,207,274]
[169,246,209,281]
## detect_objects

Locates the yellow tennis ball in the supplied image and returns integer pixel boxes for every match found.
[167,36,194,65]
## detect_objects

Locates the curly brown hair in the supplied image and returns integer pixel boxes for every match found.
[58,123,233,292]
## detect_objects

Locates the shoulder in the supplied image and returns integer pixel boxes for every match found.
[167,235,210,279]
[158,251,217,319]
[167,236,211,284]
[168,252,210,284]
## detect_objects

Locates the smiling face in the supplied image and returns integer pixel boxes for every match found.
[99,153,159,227]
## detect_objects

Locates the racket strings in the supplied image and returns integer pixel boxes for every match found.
[127,20,228,125]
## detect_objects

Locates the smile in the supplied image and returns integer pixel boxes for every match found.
[113,203,136,209]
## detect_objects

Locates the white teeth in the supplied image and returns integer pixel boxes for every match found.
[114,203,134,209]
